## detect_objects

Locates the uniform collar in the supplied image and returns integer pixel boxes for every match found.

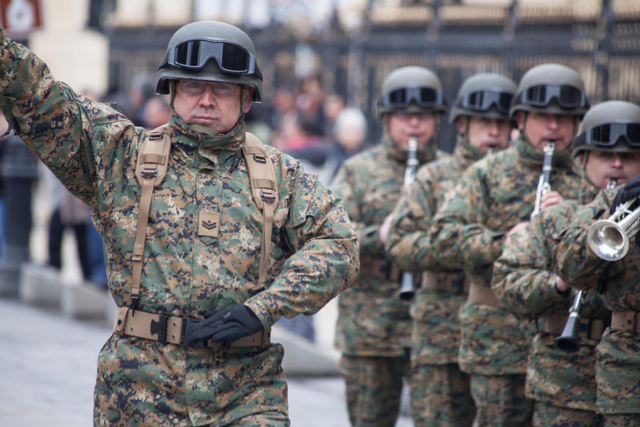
[453,134,484,169]
[168,109,245,170]
[515,132,575,170]
[382,129,438,165]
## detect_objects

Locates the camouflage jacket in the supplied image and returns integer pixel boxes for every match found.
[385,135,484,365]
[0,32,359,425]
[332,135,447,356]
[428,134,582,375]
[493,176,609,411]
[553,189,640,414]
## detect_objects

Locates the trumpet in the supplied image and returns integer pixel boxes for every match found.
[555,178,618,352]
[398,137,419,301]
[587,181,640,262]
[530,141,555,220]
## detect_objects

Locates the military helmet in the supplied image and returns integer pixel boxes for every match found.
[573,100,640,156]
[449,73,517,124]
[377,66,447,118]
[156,21,263,102]
[510,63,589,118]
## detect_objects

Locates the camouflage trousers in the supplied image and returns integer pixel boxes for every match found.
[603,415,640,427]
[205,413,290,426]
[470,374,533,427]
[408,363,475,427]
[532,401,603,427]
[339,355,410,427]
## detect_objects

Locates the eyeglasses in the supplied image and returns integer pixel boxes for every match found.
[456,89,514,115]
[575,122,640,147]
[514,84,588,110]
[180,80,238,96]
[378,86,444,110]
[160,37,263,80]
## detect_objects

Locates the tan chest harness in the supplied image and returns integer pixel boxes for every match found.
[113,125,278,347]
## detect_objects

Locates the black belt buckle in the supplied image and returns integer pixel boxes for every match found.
[451,273,466,294]
[150,314,168,344]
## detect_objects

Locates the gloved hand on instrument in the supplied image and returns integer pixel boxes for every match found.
[610,174,640,214]
[187,304,264,346]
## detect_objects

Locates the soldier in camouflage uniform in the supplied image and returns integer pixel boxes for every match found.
[0,21,359,426]
[428,63,590,426]
[551,104,640,427]
[493,101,640,427]
[332,66,448,427]
[384,73,517,427]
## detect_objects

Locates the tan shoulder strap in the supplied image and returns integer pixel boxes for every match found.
[130,124,171,308]
[242,132,279,285]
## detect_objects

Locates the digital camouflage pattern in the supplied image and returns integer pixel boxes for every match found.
[332,134,447,357]
[428,133,582,375]
[409,363,476,427]
[532,402,603,427]
[0,31,359,426]
[493,176,609,413]
[386,134,484,365]
[470,374,533,426]
[553,189,640,416]
[339,355,409,427]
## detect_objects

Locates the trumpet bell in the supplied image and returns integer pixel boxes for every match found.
[587,219,629,261]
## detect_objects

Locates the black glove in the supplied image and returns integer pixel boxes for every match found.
[187,304,263,345]
[610,174,640,214]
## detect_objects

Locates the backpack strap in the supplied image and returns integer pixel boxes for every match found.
[242,132,279,285]
[129,124,171,309]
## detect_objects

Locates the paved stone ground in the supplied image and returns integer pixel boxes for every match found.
[0,298,413,426]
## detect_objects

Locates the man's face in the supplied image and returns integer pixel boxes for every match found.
[173,80,253,134]
[517,111,576,151]
[386,111,436,148]
[583,151,640,189]
[457,116,511,152]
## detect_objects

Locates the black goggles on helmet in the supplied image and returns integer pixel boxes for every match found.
[378,86,444,110]
[455,89,514,115]
[514,84,588,109]
[575,122,640,148]
[159,37,263,81]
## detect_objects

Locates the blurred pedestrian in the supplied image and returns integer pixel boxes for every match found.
[142,96,171,130]
[43,167,92,281]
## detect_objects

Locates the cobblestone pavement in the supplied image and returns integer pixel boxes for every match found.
[0,298,413,427]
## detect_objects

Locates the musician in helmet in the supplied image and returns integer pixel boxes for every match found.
[384,73,517,427]
[546,101,640,426]
[427,64,588,426]
[332,66,448,426]
[494,100,640,426]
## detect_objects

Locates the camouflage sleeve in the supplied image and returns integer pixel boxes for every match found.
[0,28,135,209]
[428,165,505,272]
[493,205,569,318]
[385,171,438,272]
[331,162,383,257]
[244,170,359,328]
[553,194,614,290]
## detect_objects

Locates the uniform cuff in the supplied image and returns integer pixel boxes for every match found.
[243,297,279,330]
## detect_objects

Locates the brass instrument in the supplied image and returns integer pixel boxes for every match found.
[587,180,640,261]
[530,141,556,220]
[555,179,618,353]
[398,137,419,300]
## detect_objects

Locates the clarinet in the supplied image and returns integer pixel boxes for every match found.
[530,141,556,220]
[555,178,618,353]
[398,137,419,301]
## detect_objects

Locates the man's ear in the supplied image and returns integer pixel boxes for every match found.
[243,87,254,114]
[516,111,524,130]
[456,116,466,134]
